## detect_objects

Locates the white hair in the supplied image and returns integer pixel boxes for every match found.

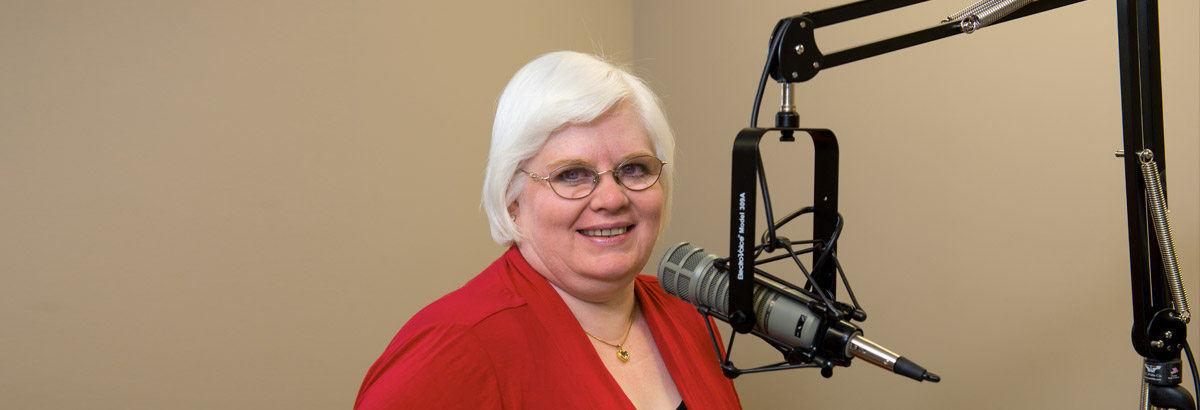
[482,51,675,246]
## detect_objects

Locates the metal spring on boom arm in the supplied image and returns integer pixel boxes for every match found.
[1138,150,1191,323]
[944,0,1034,33]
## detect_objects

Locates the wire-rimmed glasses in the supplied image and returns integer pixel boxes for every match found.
[522,155,667,199]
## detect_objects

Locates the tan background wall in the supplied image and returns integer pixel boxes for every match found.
[1,1,630,409]
[1,1,1195,409]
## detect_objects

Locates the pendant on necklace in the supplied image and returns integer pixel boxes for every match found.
[617,347,630,362]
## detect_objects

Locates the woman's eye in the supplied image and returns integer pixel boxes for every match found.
[554,168,592,184]
[619,163,649,178]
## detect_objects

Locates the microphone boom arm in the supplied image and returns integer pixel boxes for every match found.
[768,0,1086,84]
[737,0,1195,406]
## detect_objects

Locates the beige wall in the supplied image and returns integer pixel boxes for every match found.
[1,1,1195,409]
[1,1,631,409]
[636,0,1198,409]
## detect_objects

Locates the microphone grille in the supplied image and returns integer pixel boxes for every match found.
[658,242,730,313]
[676,274,693,302]
[660,266,677,295]
[660,242,700,303]
[681,248,707,271]
[667,245,690,264]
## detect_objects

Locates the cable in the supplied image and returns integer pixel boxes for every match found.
[768,206,816,233]
[757,154,780,250]
[1186,342,1199,410]
[809,214,844,291]
[780,240,841,318]
[752,203,852,317]
[752,19,791,128]
[756,244,817,265]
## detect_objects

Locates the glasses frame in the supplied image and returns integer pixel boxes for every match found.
[522,155,667,200]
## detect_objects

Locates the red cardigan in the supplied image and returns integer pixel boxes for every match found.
[354,247,741,409]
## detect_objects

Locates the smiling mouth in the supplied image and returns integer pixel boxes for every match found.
[579,226,630,238]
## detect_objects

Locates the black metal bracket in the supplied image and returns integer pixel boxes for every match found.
[729,127,839,334]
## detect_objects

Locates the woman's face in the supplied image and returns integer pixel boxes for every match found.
[512,105,665,301]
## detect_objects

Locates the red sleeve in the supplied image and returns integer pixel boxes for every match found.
[354,321,503,409]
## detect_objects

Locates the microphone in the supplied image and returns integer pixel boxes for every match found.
[658,242,940,382]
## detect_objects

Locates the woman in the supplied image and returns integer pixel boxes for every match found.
[354,51,741,410]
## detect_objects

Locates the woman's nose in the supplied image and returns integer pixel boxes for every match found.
[587,171,630,210]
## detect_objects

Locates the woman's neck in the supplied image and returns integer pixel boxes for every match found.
[547,280,638,340]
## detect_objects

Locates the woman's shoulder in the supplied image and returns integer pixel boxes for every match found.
[408,255,529,332]
[354,254,533,409]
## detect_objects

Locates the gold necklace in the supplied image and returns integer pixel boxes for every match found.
[584,307,636,363]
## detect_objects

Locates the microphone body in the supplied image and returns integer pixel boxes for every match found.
[659,242,939,382]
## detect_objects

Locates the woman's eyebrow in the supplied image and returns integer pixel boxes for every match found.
[541,151,656,171]
[541,157,591,172]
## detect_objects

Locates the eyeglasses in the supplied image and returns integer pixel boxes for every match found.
[522,155,667,200]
